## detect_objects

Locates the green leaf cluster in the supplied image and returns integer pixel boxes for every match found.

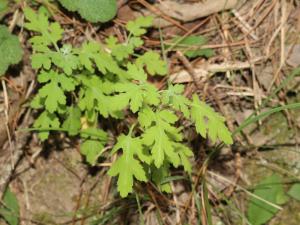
[0,25,23,76]
[24,8,233,197]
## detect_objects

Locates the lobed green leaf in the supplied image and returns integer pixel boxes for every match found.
[136,51,167,76]
[108,133,148,197]
[126,16,154,36]
[62,106,81,136]
[33,111,60,140]
[191,95,233,144]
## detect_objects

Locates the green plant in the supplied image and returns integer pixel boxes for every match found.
[0,25,23,76]
[0,0,8,19]
[288,183,300,201]
[166,35,214,59]
[24,7,233,197]
[247,174,288,225]
[0,188,20,225]
[57,0,117,22]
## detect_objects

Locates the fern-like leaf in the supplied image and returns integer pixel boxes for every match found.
[108,133,148,197]
[190,94,233,144]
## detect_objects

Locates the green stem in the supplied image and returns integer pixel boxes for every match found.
[19,127,105,139]
[233,102,300,136]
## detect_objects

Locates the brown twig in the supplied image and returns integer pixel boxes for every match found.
[175,51,202,91]
[136,0,189,32]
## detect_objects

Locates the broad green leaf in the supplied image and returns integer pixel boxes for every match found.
[136,51,167,76]
[62,106,81,136]
[288,183,300,201]
[185,48,214,59]
[0,188,19,225]
[171,35,207,48]
[33,111,60,140]
[0,25,23,76]
[58,0,117,23]
[108,133,148,197]
[168,35,214,59]
[126,16,153,36]
[247,174,289,225]
[191,94,233,145]
[0,0,8,19]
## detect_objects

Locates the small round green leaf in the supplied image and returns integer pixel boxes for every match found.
[58,0,117,23]
[0,25,23,76]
